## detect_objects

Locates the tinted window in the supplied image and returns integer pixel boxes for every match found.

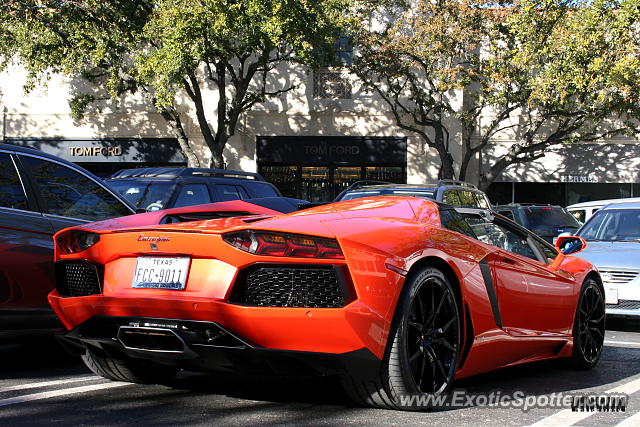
[521,207,580,228]
[439,209,476,238]
[0,154,28,210]
[216,184,244,202]
[108,180,175,211]
[22,156,131,221]
[248,182,280,198]
[174,184,211,207]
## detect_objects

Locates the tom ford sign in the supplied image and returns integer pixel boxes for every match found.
[8,138,185,163]
[69,146,123,156]
[258,136,407,165]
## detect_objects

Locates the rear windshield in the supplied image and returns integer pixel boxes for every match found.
[521,207,581,228]
[339,189,435,201]
[107,180,175,211]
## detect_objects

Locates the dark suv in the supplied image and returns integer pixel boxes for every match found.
[335,180,492,209]
[107,168,282,211]
[493,203,581,243]
[0,143,135,341]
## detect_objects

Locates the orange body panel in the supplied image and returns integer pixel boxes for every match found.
[48,197,598,380]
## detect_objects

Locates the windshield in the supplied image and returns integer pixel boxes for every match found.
[107,180,175,211]
[339,189,435,201]
[522,207,580,229]
[577,209,640,241]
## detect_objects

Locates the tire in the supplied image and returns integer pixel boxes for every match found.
[571,278,606,369]
[342,267,461,410]
[82,349,179,384]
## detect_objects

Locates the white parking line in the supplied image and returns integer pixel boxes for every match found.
[615,411,640,427]
[0,382,130,407]
[0,376,98,393]
[528,376,640,427]
[604,340,640,347]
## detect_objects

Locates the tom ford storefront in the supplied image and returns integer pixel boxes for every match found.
[257,136,408,201]
[6,137,186,177]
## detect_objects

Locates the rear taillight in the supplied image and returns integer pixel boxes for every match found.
[223,231,344,259]
[56,230,100,255]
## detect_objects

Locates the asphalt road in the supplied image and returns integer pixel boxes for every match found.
[1,319,639,426]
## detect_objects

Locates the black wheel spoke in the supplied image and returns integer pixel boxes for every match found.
[405,273,459,395]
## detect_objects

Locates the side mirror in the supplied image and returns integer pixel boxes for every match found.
[555,235,587,255]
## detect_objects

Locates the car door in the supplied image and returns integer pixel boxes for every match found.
[0,151,58,333]
[463,212,575,335]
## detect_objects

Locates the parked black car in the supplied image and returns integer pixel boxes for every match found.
[493,203,581,243]
[335,180,492,209]
[106,168,282,211]
[0,143,136,341]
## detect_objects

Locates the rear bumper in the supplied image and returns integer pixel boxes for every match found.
[48,290,387,357]
[57,315,381,379]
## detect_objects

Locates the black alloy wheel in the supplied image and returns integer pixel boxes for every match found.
[341,267,461,410]
[405,272,459,393]
[572,278,605,369]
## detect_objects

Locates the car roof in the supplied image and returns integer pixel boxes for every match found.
[567,197,640,209]
[600,201,640,210]
[109,167,265,181]
[349,184,438,191]
[0,142,80,168]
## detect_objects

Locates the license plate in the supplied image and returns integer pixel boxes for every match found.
[605,288,618,305]
[132,257,190,290]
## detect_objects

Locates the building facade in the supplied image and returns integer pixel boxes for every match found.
[1,64,637,204]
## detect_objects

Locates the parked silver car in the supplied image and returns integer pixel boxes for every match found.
[574,202,640,317]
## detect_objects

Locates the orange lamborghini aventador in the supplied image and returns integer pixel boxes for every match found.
[48,197,604,410]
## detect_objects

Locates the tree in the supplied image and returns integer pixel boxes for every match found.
[474,0,640,190]
[352,0,487,180]
[0,0,347,167]
[352,0,640,188]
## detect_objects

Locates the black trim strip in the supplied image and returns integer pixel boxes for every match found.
[479,258,503,329]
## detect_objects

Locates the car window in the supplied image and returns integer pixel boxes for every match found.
[578,209,640,241]
[443,191,462,206]
[439,208,477,238]
[215,184,246,202]
[458,191,477,207]
[174,184,212,207]
[248,182,280,198]
[521,207,580,228]
[473,192,490,209]
[0,153,29,210]
[569,209,586,225]
[463,214,538,260]
[107,180,175,211]
[21,156,131,221]
[532,239,558,263]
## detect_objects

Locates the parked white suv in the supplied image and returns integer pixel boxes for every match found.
[567,197,640,225]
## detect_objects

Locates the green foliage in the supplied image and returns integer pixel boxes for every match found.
[0,0,347,166]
